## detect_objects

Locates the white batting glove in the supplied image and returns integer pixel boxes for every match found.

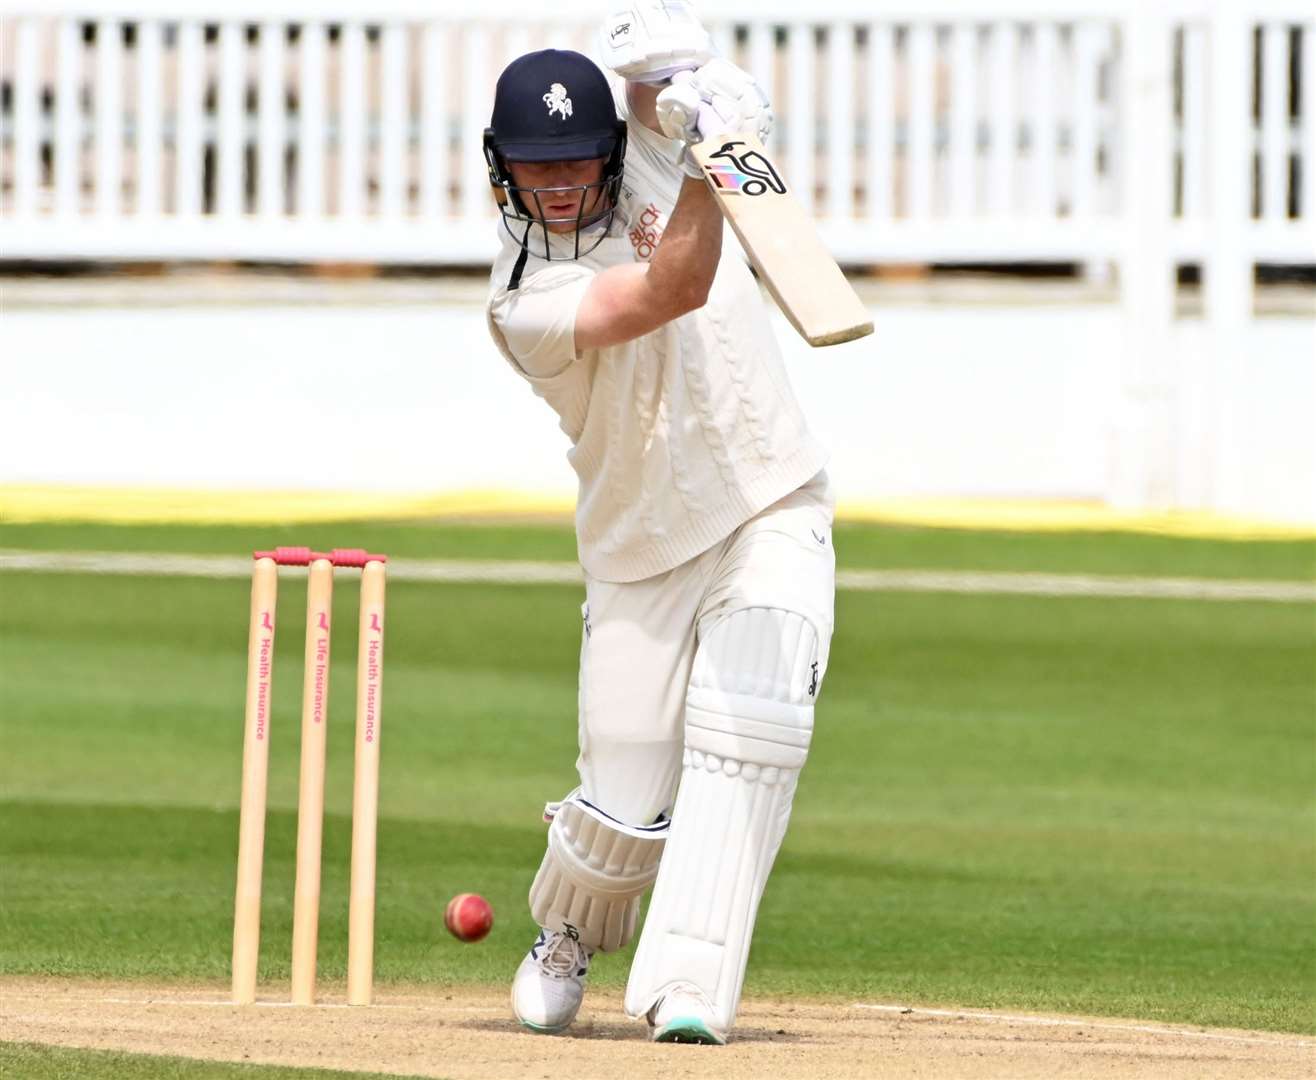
[656,59,774,145]
[654,72,704,178]
[598,1,715,84]
[655,72,702,137]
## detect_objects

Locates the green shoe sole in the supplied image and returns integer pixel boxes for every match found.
[518,1018,572,1035]
[652,1016,727,1045]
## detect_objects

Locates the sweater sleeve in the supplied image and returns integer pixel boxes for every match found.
[489,264,595,379]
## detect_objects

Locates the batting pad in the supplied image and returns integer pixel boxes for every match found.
[624,607,819,1031]
[529,789,668,952]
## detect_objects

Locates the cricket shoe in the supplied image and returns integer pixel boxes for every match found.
[511,928,592,1034]
[646,985,727,1045]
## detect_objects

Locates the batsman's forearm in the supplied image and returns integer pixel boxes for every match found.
[649,177,722,311]
[626,81,665,137]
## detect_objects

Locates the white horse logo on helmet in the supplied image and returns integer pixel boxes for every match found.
[543,83,573,120]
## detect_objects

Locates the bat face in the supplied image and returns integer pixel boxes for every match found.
[691,133,873,348]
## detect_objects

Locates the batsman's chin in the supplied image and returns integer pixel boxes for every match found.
[542,212,612,237]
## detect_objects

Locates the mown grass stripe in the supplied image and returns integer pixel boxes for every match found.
[1,549,1313,603]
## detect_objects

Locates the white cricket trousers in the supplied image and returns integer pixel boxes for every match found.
[574,471,836,826]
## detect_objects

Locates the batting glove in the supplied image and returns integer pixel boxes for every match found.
[656,59,774,146]
[598,0,715,84]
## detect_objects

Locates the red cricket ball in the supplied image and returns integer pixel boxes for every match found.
[444,892,494,943]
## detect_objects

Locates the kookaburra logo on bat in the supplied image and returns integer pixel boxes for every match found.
[704,140,787,197]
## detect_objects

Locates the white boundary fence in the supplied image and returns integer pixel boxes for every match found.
[0,0,1312,269]
[0,1,1313,517]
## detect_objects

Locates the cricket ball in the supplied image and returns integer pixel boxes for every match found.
[444,893,494,943]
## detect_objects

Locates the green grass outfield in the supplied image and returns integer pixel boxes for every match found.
[0,1042,440,1080]
[1,520,1313,1044]
[4,518,1315,578]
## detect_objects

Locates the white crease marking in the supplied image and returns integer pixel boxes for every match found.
[1,550,1313,603]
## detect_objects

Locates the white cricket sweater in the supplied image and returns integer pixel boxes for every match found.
[486,102,828,583]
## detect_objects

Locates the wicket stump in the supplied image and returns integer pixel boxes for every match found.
[232,546,387,1006]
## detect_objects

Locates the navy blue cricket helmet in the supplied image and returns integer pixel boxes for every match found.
[483,50,628,274]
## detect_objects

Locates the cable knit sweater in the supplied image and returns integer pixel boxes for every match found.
[486,102,828,583]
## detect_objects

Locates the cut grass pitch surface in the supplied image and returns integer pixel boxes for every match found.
[1,522,1313,1035]
[0,1042,441,1080]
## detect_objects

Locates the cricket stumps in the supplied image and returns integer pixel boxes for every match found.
[232,547,387,1007]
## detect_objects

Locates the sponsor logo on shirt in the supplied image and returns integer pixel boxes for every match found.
[628,203,665,261]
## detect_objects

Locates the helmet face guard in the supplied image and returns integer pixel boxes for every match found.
[483,124,628,261]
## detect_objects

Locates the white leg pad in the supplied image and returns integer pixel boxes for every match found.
[624,607,820,1031]
[529,789,668,952]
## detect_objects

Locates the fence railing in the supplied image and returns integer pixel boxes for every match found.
[0,1,1313,519]
[1,0,1312,266]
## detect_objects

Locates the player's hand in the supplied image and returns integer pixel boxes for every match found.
[655,72,702,145]
[656,59,774,145]
[653,72,704,178]
[598,1,715,84]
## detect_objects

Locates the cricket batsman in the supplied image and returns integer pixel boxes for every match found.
[483,1,836,1045]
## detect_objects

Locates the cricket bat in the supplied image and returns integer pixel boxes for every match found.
[690,130,873,348]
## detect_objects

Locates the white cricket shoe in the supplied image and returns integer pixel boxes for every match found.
[646,985,727,1045]
[511,928,592,1034]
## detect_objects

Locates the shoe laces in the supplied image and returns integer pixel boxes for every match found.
[532,929,591,978]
